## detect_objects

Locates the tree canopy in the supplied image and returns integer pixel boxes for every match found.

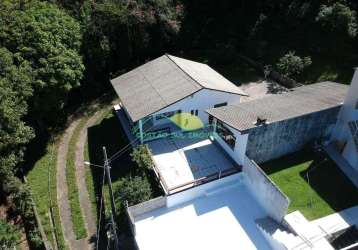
[0,219,21,249]
[0,48,34,175]
[0,0,84,124]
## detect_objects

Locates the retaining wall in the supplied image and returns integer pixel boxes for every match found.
[246,107,340,163]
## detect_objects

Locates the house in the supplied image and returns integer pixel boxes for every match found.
[110,54,247,144]
[110,56,355,250]
[207,82,348,164]
[329,68,358,187]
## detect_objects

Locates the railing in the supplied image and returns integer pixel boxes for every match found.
[149,152,170,194]
[167,167,240,194]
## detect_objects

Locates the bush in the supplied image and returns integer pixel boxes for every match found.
[276,51,312,78]
[316,3,357,38]
[0,219,21,249]
[117,176,153,207]
[130,145,153,172]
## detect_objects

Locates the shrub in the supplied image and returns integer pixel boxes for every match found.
[276,51,312,78]
[0,219,21,249]
[117,176,153,207]
[316,3,357,38]
[130,145,153,172]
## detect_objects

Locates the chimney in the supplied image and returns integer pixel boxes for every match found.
[255,117,267,126]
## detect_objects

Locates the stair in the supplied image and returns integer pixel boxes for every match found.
[284,211,335,250]
[256,216,304,249]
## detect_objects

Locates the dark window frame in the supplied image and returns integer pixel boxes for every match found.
[216,120,236,149]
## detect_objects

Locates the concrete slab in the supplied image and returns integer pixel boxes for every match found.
[240,80,287,103]
[147,136,238,192]
[133,176,273,250]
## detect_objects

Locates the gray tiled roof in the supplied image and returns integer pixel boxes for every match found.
[110,54,247,122]
[207,82,348,132]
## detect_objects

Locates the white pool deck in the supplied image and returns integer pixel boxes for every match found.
[133,175,273,250]
[148,136,239,192]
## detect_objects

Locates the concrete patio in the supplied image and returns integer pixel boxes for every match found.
[148,135,240,193]
[132,174,273,250]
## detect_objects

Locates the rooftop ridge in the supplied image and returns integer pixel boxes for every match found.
[165,54,204,90]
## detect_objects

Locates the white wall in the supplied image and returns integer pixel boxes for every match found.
[166,173,242,208]
[332,69,358,169]
[151,89,241,125]
[213,121,249,166]
[242,156,289,222]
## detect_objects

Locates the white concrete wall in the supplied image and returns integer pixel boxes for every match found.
[212,120,249,166]
[151,89,241,126]
[332,69,358,169]
[242,156,289,222]
[166,173,243,208]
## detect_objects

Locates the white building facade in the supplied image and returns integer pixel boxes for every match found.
[331,68,358,170]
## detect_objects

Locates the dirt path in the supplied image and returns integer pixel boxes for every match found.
[75,110,106,249]
[57,119,86,250]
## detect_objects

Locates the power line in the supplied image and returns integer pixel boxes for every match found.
[109,116,163,162]
[96,166,106,250]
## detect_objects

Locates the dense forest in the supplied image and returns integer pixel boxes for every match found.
[0,0,357,248]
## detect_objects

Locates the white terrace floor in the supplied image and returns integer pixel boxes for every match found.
[133,174,272,250]
[147,135,238,192]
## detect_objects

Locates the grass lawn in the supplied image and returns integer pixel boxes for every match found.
[86,111,137,216]
[66,117,90,239]
[26,139,68,250]
[261,150,358,220]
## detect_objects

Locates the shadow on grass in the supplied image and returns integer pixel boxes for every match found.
[87,112,134,247]
[87,112,163,247]
[262,149,358,217]
[261,148,316,175]
[22,132,51,176]
[299,159,358,213]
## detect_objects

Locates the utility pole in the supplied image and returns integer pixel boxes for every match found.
[103,146,120,250]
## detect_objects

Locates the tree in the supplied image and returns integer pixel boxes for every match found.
[276,51,312,78]
[77,0,183,93]
[116,176,152,207]
[0,1,84,125]
[0,219,21,249]
[131,145,153,172]
[316,2,357,38]
[0,48,34,174]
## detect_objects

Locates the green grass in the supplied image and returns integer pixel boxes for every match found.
[84,109,112,223]
[66,117,90,240]
[84,140,99,224]
[85,111,133,217]
[27,140,68,250]
[261,150,358,220]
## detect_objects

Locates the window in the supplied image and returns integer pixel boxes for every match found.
[209,115,214,124]
[355,99,358,109]
[195,110,199,116]
[216,120,236,149]
[348,120,358,151]
[190,110,194,115]
[214,102,227,108]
